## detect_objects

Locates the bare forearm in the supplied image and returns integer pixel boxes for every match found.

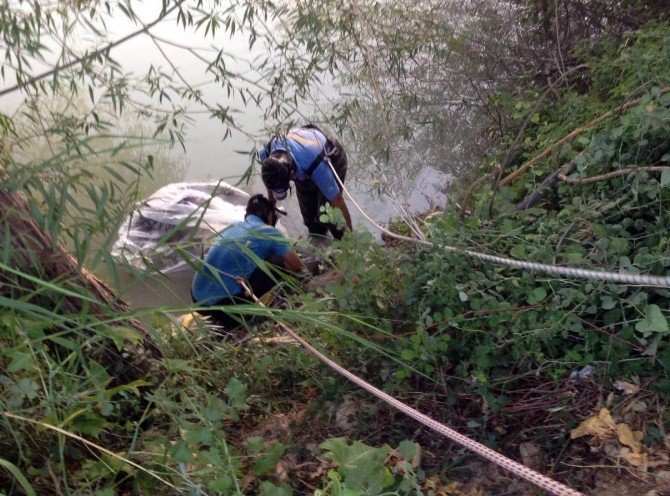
[331,194,352,230]
[283,251,305,272]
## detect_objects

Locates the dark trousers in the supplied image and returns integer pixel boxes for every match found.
[294,138,348,240]
[193,257,287,331]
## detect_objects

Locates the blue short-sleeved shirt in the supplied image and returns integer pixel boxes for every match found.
[192,215,291,305]
[259,127,340,201]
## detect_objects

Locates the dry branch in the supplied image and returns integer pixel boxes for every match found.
[500,86,670,187]
[558,165,669,185]
[515,155,580,210]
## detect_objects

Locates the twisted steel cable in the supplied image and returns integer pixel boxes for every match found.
[329,162,670,288]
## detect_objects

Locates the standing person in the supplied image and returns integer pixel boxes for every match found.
[259,125,352,240]
[191,194,304,331]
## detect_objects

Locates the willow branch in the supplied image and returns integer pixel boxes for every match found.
[0,1,185,98]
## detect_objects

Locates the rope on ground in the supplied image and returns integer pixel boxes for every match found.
[239,282,584,496]
[329,163,670,288]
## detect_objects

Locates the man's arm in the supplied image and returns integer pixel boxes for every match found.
[329,193,353,231]
[282,250,305,272]
[267,188,277,206]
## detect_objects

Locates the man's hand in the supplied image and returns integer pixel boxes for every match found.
[330,193,353,231]
[283,251,305,273]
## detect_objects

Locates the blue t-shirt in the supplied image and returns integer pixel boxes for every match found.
[259,127,341,201]
[192,215,291,305]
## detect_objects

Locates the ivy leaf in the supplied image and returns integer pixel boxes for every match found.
[527,287,547,305]
[601,296,616,310]
[635,305,669,337]
[510,245,525,258]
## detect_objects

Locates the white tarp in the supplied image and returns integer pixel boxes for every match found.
[112,182,250,273]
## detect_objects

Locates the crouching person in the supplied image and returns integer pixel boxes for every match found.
[191,194,304,332]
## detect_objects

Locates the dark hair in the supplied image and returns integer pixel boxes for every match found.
[261,153,292,191]
[245,194,277,225]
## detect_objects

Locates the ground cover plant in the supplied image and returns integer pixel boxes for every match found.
[1,1,670,495]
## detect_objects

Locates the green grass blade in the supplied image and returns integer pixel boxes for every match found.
[0,458,37,496]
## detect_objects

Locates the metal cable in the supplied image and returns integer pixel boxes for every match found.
[329,162,670,288]
[238,282,585,496]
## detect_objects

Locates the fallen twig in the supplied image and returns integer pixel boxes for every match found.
[558,165,669,185]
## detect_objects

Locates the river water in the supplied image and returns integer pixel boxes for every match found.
[3,4,451,314]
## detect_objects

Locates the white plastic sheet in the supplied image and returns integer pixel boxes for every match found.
[112,182,250,273]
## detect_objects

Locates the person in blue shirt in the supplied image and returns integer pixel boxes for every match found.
[259,125,352,240]
[192,194,304,330]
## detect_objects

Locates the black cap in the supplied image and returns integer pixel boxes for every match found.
[246,194,287,222]
[261,155,292,191]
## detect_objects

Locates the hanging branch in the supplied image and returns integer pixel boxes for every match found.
[0,1,185,99]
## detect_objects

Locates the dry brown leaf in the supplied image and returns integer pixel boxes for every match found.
[424,477,463,495]
[519,442,543,470]
[620,447,648,471]
[617,423,643,453]
[613,380,640,395]
[571,408,617,440]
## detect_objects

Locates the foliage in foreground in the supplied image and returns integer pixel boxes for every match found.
[314,20,670,467]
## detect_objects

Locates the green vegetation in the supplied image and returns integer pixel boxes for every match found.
[1,1,669,495]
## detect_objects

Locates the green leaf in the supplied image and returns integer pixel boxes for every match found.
[609,238,630,255]
[246,436,265,453]
[400,349,415,361]
[258,481,293,496]
[397,440,419,464]
[635,305,669,337]
[252,443,285,475]
[6,350,34,372]
[527,287,547,305]
[0,458,37,496]
[171,440,193,463]
[601,296,616,310]
[164,359,198,374]
[661,168,670,188]
[185,427,212,445]
[105,326,142,350]
[510,245,525,258]
[226,377,247,409]
[319,438,392,492]
[71,412,105,438]
[209,475,233,492]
